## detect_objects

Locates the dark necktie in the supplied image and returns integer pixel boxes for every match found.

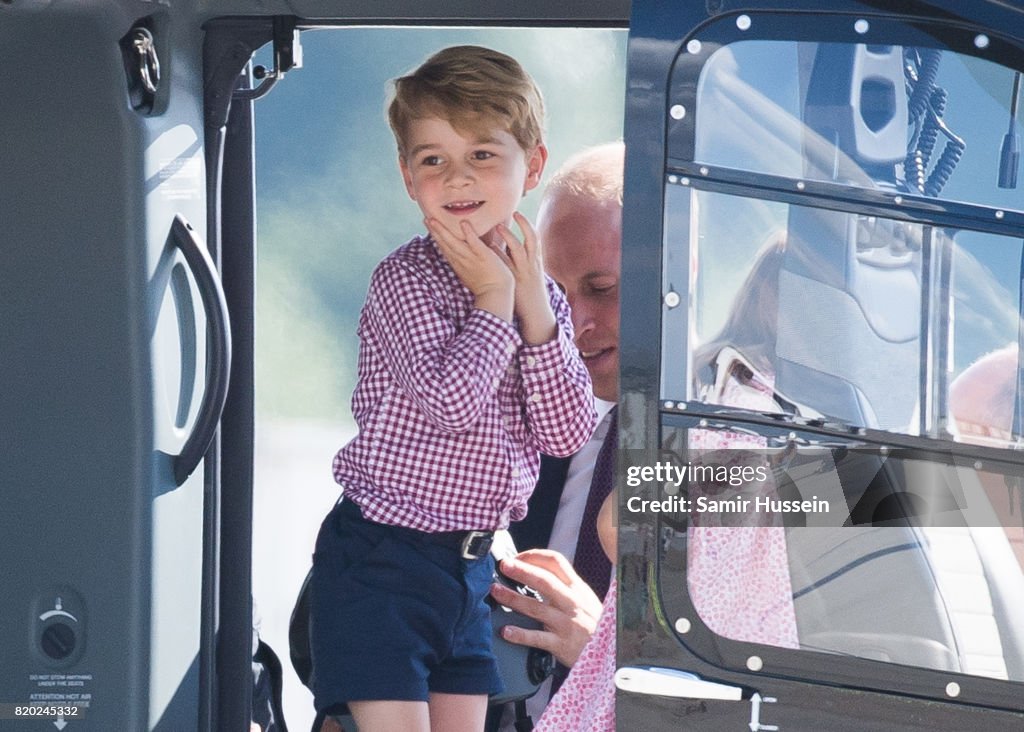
[551,407,617,697]
[572,406,617,603]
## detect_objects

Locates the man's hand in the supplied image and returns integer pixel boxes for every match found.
[425,217,514,322]
[490,549,603,667]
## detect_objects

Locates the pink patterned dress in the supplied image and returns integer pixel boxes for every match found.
[687,365,799,648]
[533,578,617,732]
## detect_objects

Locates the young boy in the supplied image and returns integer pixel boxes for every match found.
[310,46,597,732]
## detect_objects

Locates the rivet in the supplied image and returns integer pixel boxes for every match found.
[747,655,763,671]
[675,618,692,634]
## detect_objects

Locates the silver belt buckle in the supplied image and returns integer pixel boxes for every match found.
[461,531,493,560]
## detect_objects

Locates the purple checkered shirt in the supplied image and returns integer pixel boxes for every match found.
[333,235,597,531]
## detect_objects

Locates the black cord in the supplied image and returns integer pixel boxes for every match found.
[1010,71,1021,129]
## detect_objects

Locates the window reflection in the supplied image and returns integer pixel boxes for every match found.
[693,40,1024,212]
[668,187,1023,444]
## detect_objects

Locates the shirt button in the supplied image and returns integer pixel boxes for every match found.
[492,377,500,388]
[511,468,521,478]
[525,355,537,367]
[529,392,542,403]
[505,341,516,355]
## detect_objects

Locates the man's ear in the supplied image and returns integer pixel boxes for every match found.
[399,155,417,200]
[522,144,548,195]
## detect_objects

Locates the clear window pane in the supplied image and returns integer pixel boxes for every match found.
[652,425,1024,681]
[694,40,1024,212]
[664,185,1024,444]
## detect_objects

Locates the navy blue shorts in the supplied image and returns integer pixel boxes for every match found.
[310,500,503,714]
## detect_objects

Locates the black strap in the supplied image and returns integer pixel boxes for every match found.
[484,693,537,731]
[253,639,289,732]
[513,699,534,731]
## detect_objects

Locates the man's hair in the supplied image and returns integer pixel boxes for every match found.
[387,45,545,158]
[541,141,624,208]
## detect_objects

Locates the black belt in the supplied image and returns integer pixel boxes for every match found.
[339,500,495,560]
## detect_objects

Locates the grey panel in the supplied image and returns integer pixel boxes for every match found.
[1,3,153,729]
[2,2,211,729]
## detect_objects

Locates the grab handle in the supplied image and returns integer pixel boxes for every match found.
[614,666,743,700]
[170,214,232,486]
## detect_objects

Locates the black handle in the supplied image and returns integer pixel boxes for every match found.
[170,214,232,486]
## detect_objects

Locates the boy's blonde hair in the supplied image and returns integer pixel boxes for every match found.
[388,45,545,159]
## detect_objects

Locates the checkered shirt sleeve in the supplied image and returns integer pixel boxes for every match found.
[519,277,598,457]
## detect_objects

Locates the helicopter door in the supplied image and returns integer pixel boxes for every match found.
[0,7,226,730]
[620,1,1024,729]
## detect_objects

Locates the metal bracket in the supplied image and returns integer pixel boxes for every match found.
[234,16,303,102]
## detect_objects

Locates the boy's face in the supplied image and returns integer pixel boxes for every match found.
[399,117,546,243]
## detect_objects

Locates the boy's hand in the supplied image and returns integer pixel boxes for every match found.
[492,212,557,345]
[426,217,514,323]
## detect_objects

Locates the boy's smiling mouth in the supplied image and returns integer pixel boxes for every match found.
[443,200,484,214]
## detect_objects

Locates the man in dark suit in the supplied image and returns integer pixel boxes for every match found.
[488,142,623,728]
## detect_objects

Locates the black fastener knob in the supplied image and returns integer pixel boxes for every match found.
[41,623,76,660]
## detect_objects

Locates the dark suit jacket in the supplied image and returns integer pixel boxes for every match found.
[509,455,573,553]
